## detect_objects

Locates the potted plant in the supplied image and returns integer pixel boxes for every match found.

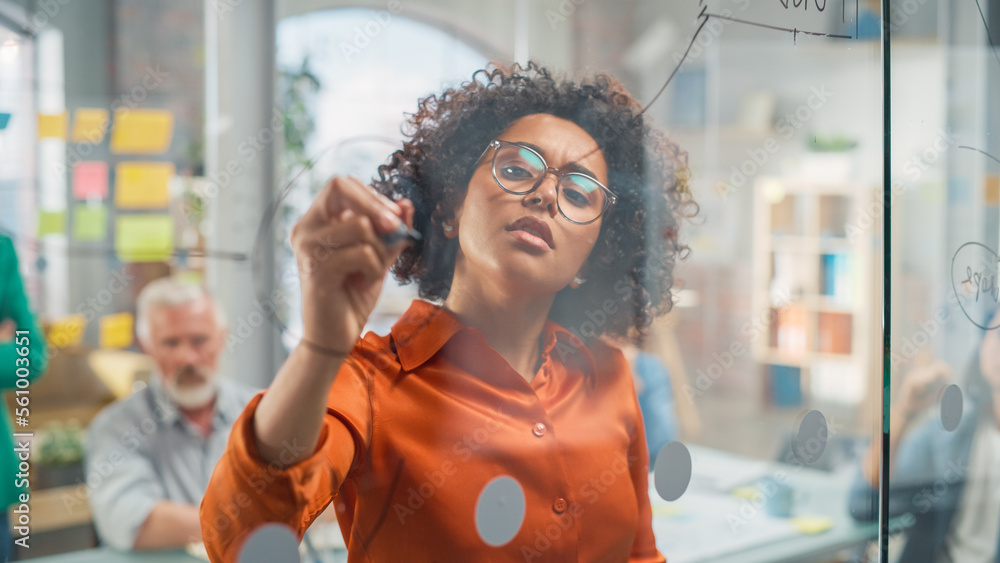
[34,419,86,489]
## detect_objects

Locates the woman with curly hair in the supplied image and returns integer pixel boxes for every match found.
[201,62,695,562]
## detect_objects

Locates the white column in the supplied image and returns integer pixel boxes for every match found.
[205,0,282,387]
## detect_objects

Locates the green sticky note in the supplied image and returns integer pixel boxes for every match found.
[73,204,107,241]
[37,210,66,236]
[175,271,203,285]
[115,214,174,262]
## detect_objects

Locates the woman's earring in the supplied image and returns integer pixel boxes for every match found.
[443,222,454,233]
[573,275,587,286]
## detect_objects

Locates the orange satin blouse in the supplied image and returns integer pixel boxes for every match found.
[200,299,666,562]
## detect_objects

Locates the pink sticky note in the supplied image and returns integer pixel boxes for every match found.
[72,161,109,199]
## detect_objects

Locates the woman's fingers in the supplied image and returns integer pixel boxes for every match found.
[331,244,386,283]
[398,198,415,229]
[292,176,407,253]
[310,213,381,251]
[296,206,413,276]
[315,176,402,232]
[901,360,955,415]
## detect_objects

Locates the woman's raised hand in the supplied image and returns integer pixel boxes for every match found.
[291,176,415,355]
[898,360,952,419]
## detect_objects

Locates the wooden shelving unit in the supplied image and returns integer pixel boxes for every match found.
[752,176,875,406]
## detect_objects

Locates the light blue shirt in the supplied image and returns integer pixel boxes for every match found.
[632,351,679,466]
[84,375,260,550]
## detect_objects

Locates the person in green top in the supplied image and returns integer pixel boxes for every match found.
[0,233,48,562]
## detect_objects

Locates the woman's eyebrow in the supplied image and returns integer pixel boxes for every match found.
[516,141,601,179]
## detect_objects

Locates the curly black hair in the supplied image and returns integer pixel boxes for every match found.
[373,61,697,342]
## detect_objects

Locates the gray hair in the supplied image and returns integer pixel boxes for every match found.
[136,276,227,346]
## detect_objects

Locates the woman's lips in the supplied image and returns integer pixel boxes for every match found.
[507,216,554,250]
[507,229,552,251]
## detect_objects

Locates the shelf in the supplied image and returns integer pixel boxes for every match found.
[23,485,93,533]
[761,349,855,367]
[802,295,854,312]
[751,295,854,313]
[753,177,874,405]
[770,235,815,251]
[818,237,853,252]
[758,176,867,194]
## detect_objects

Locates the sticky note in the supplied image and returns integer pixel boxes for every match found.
[37,112,68,139]
[651,505,688,517]
[72,161,109,199]
[985,175,1000,205]
[71,108,110,143]
[175,271,203,285]
[0,113,11,130]
[731,486,759,500]
[72,204,107,241]
[115,214,173,262]
[110,109,173,154]
[114,162,174,208]
[790,516,833,534]
[47,315,86,348]
[99,312,134,349]
[37,210,66,236]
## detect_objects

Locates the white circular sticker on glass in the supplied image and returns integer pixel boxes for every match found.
[793,410,828,465]
[940,384,963,432]
[238,523,300,563]
[475,475,526,547]
[653,441,692,501]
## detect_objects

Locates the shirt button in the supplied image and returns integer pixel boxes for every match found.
[532,422,546,437]
[553,498,567,513]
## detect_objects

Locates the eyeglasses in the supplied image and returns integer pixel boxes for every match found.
[480,139,617,225]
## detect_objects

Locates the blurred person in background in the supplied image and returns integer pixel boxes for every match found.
[605,336,679,467]
[0,233,48,563]
[85,277,258,551]
[851,307,1000,562]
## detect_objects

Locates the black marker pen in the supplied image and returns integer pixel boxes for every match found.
[380,222,422,246]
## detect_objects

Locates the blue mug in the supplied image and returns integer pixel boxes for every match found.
[757,477,796,518]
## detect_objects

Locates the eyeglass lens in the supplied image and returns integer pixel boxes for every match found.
[493,144,608,223]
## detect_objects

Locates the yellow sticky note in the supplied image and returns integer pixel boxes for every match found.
[115,162,174,209]
[110,109,173,154]
[790,516,833,535]
[651,505,687,517]
[37,210,66,236]
[986,175,1000,205]
[115,214,174,262]
[175,271,203,285]
[37,112,67,139]
[71,108,110,143]
[100,312,134,349]
[731,486,759,500]
[48,315,86,349]
[73,204,108,241]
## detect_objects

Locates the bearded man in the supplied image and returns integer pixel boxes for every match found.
[85,276,259,551]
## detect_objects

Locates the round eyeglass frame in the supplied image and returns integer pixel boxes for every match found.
[482,139,618,225]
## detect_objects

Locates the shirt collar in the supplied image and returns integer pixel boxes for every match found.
[389,299,597,377]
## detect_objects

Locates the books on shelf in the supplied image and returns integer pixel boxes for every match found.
[774,304,808,355]
[821,253,851,304]
[769,365,802,407]
[817,312,852,355]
